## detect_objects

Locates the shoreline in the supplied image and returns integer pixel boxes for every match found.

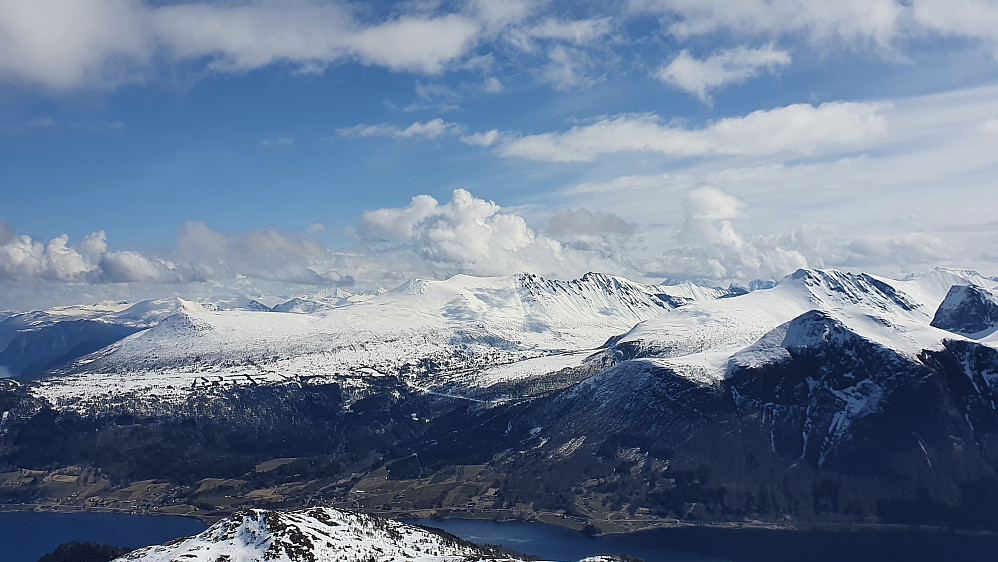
[4,502,998,539]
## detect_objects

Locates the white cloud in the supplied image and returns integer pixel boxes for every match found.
[529,17,615,44]
[540,45,601,90]
[337,118,465,140]
[359,189,565,276]
[633,0,904,49]
[347,14,481,74]
[0,220,351,288]
[549,84,998,281]
[0,0,523,91]
[460,129,502,147]
[497,101,889,162]
[0,233,94,282]
[97,251,190,284]
[468,0,536,33]
[483,76,503,93]
[654,45,791,103]
[909,0,998,45]
[0,0,152,90]
[634,0,998,53]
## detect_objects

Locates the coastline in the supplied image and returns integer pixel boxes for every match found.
[5,501,998,539]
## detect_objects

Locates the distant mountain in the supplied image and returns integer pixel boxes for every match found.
[930,284,998,338]
[0,298,188,377]
[27,272,731,409]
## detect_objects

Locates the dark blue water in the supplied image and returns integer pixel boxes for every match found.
[411,518,998,562]
[5,510,998,562]
[410,518,731,561]
[0,511,206,562]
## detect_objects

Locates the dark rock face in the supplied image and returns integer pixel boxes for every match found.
[726,310,939,470]
[931,285,998,338]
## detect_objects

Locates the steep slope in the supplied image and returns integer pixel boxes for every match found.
[931,284,998,338]
[117,507,527,562]
[488,268,998,527]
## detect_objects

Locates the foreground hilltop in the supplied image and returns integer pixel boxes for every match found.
[117,507,527,562]
[3,267,998,532]
[116,506,636,562]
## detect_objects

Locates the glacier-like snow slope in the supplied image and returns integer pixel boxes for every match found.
[611,268,998,386]
[116,507,529,562]
[33,273,728,407]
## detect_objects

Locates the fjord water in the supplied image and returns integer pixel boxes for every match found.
[412,518,998,562]
[5,510,998,562]
[0,511,206,562]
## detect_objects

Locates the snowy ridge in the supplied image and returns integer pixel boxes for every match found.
[116,507,528,562]
[33,272,726,407]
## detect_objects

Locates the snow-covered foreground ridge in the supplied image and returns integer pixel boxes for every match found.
[116,507,621,562]
[116,507,516,562]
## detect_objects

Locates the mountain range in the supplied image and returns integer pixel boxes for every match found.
[3,267,998,558]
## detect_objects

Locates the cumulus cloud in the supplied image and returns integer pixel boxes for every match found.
[643,186,808,282]
[359,189,569,277]
[654,45,791,103]
[0,232,93,282]
[0,220,352,288]
[497,101,890,162]
[338,118,465,140]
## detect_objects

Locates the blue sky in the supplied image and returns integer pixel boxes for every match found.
[2,0,998,309]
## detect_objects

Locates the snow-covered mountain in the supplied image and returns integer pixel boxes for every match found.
[930,284,998,338]
[603,267,998,386]
[117,507,529,562]
[30,272,731,409]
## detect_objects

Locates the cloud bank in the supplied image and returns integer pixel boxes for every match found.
[3,1,997,94]
[496,101,889,162]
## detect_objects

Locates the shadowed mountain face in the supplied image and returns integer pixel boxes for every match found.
[931,284,998,338]
[0,320,141,377]
[2,269,998,532]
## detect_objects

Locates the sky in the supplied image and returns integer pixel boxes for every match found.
[2,0,998,310]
